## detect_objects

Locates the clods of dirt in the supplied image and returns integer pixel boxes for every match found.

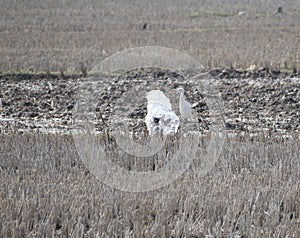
[0,68,299,135]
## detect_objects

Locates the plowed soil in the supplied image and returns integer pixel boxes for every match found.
[0,68,299,136]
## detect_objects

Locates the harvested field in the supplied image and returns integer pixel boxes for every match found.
[1,68,299,237]
[0,132,299,237]
[0,0,299,237]
[1,0,300,72]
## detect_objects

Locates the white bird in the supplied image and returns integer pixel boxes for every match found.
[177,87,192,119]
[145,90,180,136]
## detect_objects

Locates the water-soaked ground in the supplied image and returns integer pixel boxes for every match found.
[0,68,299,136]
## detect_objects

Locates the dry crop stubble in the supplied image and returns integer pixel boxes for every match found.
[1,0,300,72]
[0,0,299,236]
[0,132,299,237]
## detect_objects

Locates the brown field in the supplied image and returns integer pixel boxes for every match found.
[0,133,299,237]
[0,0,300,237]
[1,0,300,72]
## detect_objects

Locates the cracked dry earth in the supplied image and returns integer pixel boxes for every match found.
[0,68,299,136]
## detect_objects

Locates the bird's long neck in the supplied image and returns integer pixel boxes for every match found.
[180,92,184,101]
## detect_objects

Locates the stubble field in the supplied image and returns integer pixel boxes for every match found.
[0,0,299,237]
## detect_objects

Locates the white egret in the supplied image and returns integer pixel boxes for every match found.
[177,87,192,119]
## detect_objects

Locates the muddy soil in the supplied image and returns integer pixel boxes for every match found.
[0,68,299,136]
